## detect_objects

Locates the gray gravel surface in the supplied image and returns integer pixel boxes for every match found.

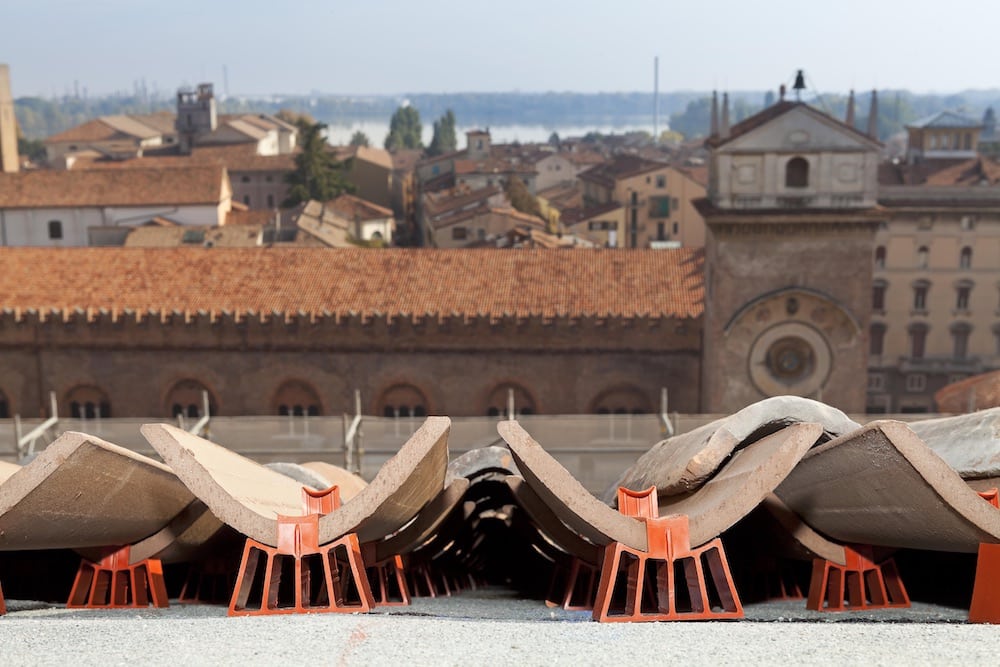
[0,589,995,666]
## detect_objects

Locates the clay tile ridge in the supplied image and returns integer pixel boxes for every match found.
[0,247,705,321]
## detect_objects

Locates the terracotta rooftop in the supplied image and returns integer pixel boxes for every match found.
[0,247,704,321]
[924,157,1000,187]
[0,166,228,208]
[454,158,536,175]
[423,185,503,218]
[578,155,666,188]
[326,193,394,221]
[44,119,130,145]
[390,149,422,172]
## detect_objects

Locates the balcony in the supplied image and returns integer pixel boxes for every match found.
[898,355,984,374]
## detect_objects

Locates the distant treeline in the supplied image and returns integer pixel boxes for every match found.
[15,89,1000,142]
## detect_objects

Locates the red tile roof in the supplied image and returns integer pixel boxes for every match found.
[0,166,228,208]
[578,155,667,188]
[924,157,1000,186]
[0,248,704,321]
[326,193,393,221]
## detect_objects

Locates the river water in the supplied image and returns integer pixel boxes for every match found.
[324,120,658,147]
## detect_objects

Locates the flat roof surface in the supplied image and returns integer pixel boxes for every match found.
[0,592,992,666]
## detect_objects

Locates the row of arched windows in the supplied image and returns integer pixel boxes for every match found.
[0,381,657,420]
[870,321,994,360]
[874,245,974,270]
[873,279,981,313]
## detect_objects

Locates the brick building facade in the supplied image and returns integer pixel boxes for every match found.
[0,248,703,420]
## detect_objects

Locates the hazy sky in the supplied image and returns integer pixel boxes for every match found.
[3,0,997,97]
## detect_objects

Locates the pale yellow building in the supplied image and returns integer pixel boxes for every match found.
[870,157,1000,412]
[578,156,706,248]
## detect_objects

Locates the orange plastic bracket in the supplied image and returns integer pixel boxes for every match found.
[806,544,910,611]
[179,559,237,605]
[547,557,598,610]
[969,488,1000,623]
[67,545,169,609]
[593,486,743,622]
[228,485,376,616]
[407,563,453,598]
[367,555,411,606]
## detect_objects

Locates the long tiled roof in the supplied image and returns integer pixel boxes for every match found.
[0,248,704,320]
[0,166,228,208]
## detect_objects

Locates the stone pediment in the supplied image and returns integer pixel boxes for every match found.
[717,104,880,154]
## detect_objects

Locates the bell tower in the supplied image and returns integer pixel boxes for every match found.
[697,85,884,412]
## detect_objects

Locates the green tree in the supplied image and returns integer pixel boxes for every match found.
[505,176,541,218]
[283,121,354,207]
[384,105,423,150]
[427,109,457,156]
[349,130,370,147]
[668,97,712,139]
[275,109,316,127]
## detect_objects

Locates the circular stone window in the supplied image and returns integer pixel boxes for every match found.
[766,336,815,384]
[749,323,831,397]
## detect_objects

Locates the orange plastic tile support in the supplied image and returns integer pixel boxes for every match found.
[228,485,376,616]
[407,563,443,598]
[806,545,910,612]
[366,555,411,606]
[978,488,999,509]
[969,542,1000,623]
[593,487,744,622]
[179,560,237,605]
[67,545,169,609]
[546,558,598,610]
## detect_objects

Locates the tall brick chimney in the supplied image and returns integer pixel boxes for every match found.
[0,64,19,173]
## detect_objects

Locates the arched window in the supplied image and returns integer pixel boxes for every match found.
[64,385,111,419]
[0,389,9,419]
[960,246,972,269]
[485,383,537,417]
[950,322,972,360]
[870,323,887,356]
[955,280,973,312]
[377,384,429,418]
[273,380,322,417]
[912,280,930,312]
[874,246,886,270]
[48,220,63,240]
[589,386,652,415]
[908,323,929,359]
[785,157,809,188]
[165,379,217,418]
[872,279,888,311]
[917,246,929,269]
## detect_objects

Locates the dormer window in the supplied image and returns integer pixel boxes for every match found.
[48,220,63,240]
[785,157,809,188]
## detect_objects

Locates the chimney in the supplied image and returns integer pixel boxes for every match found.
[845,90,855,128]
[720,92,731,139]
[867,89,879,140]
[0,64,20,173]
[779,84,787,102]
[710,91,719,137]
